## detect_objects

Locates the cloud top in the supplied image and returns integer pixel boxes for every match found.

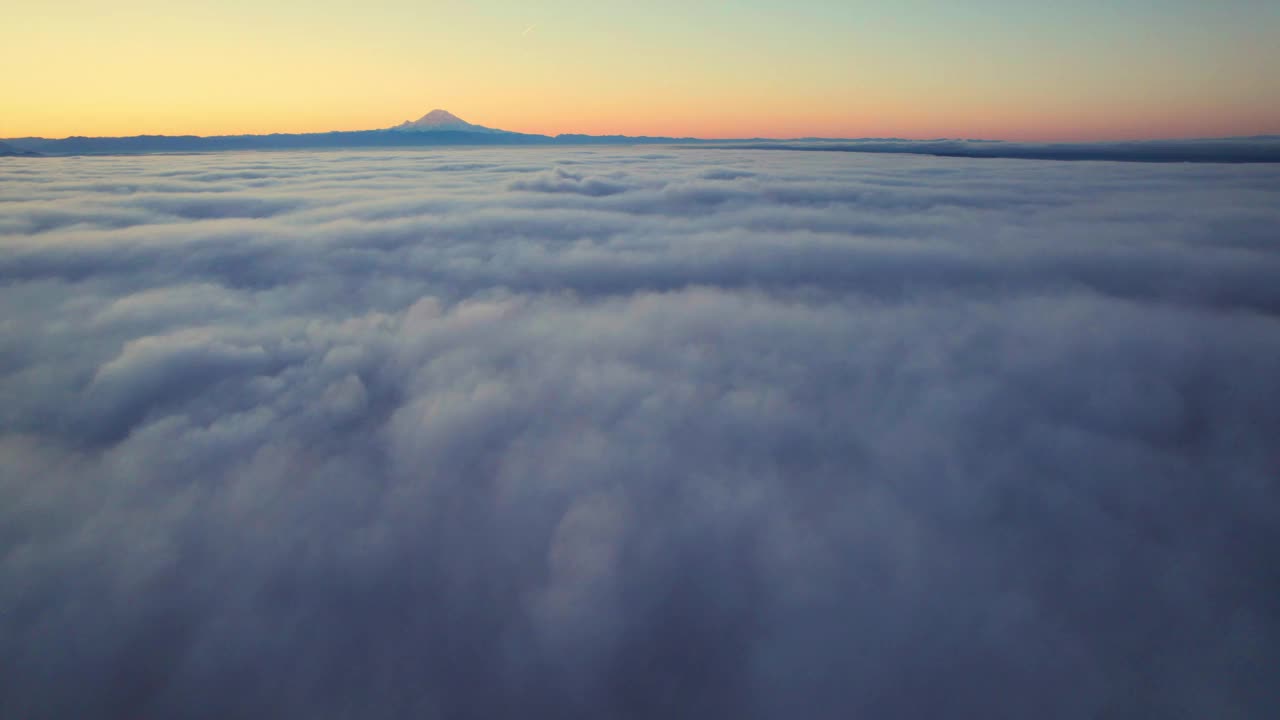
[2,147,1279,719]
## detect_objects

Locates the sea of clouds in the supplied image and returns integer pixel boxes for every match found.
[2,147,1279,718]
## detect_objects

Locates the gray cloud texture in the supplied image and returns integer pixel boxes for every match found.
[2,147,1279,718]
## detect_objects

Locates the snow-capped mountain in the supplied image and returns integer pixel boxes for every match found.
[389,109,505,134]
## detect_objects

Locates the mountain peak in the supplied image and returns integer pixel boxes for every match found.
[391,109,504,133]
[415,109,466,126]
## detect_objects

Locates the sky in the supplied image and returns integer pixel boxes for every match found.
[5,0,1279,140]
[2,147,1279,717]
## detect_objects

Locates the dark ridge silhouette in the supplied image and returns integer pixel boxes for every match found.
[712,137,1280,163]
[0,140,41,157]
[4,110,1278,162]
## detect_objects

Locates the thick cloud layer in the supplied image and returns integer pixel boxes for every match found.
[2,148,1279,719]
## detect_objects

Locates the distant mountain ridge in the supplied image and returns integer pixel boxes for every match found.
[0,109,694,155]
[3,111,1279,163]
[0,140,41,157]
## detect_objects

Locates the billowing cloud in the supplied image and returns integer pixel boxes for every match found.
[2,147,1279,719]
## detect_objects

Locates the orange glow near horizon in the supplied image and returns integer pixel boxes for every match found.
[4,1,1278,142]
[8,96,1278,144]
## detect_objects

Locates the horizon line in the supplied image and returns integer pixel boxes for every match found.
[5,124,1280,147]
[5,108,1280,146]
